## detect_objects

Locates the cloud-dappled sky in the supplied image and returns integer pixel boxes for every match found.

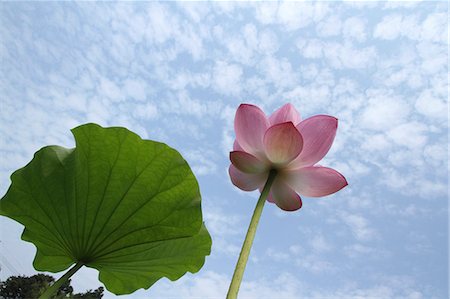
[0,1,448,298]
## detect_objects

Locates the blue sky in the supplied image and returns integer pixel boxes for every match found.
[0,1,448,298]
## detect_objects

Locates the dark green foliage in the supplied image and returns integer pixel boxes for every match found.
[0,274,103,298]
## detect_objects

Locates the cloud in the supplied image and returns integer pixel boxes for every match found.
[309,235,332,252]
[132,103,158,120]
[316,15,342,37]
[421,12,448,43]
[213,61,243,95]
[254,2,330,31]
[297,39,377,69]
[423,143,447,168]
[146,270,435,299]
[373,14,419,40]
[339,212,377,241]
[98,78,123,102]
[323,41,377,69]
[259,55,297,89]
[386,122,428,149]
[342,17,367,42]
[277,2,317,30]
[123,78,149,102]
[202,204,243,257]
[266,248,290,262]
[359,93,410,131]
[253,2,278,25]
[177,2,211,24]
[373,12,447,43]
[297,39,324,59]
[258,29,279,54]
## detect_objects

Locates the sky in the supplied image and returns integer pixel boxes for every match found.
[0,1,448,298]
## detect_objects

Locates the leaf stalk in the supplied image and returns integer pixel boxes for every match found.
[39,262,84,299]
[226,169,277,299]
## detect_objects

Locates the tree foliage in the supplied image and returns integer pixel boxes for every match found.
[0,274,103,299]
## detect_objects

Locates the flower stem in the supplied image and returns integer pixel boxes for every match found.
[226,169,277,299]
[39,262,84,299]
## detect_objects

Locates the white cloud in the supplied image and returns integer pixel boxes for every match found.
[298,39,377,70]
[98,78,123,102]
[178,2,211,24]
[202,205,243,257]
[323,41,377,69]
[316,15,342,37]
[256,2,330,31]
[259,55,297,89]
[330,159,370,184]
[132,102,158,120]
[373,14,403,40]
[288,244,303,255]
[421,13,447,43]
[380,167,448,198]
[144,3,179,44]
[253,2,277,24]
[374,12,447,43]
[416,41,447,74]
[297,39,323,59]
[176,25,205,61]
[62,93,88,112]
[243,23,258,51]
[213,61,243,96]
[377,66,423,89]
[309,235,332,252]
[258,29,279,54]
[342,17,366,42]
[162,91,223,119]
[282,84,331,116]
[277,2,315,30]
[383,1,420,10]
[361,133,392,152]
[373,14,420,40]
[146,270,433,299]
[339,212,377,241]
[184,149,218,176]
[386,122,428,149]
[423,143,447,168]
[266,248,290,262]
[296,255,336,274]
[344,243,375,258]
[359,93,410,131]
[170,71,211,91]
[123,78,148,102]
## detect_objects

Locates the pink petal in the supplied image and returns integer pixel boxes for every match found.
[267,192,276,203]
[285,166,348,197]
[234,104,269,157]
[263,122,303,164]
[229,164,267,191]
[269,103,301,126]
[271,179,302,211]
[230,151,268,174]
[233,140,244,151]
[291,115,338,168]
[259,187,276,203]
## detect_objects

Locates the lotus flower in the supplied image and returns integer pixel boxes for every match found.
[229,103,347,211]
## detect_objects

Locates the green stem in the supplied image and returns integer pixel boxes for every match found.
[226,169,277,299]
[39,262,84,299]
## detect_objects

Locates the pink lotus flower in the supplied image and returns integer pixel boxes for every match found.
[229,103,348,211]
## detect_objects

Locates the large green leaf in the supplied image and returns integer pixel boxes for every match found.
[0,123,212,295]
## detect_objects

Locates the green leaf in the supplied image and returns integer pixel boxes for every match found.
[0,123,212,295]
